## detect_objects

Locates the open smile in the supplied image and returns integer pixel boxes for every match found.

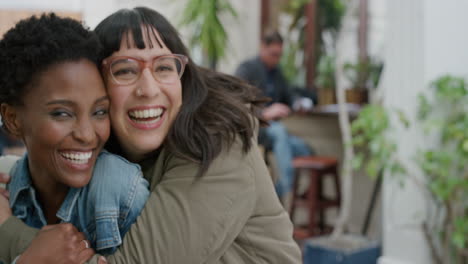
[59,151,93,165]
[128,107,165,128]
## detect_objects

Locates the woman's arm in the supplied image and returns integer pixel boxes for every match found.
[2,140,257,263]
[0,172,32,263]
[0,187,104,264]
[0,201,96,264]
[88,140,257,263]
[14,224,95,264]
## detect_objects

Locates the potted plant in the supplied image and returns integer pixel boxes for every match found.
[280,0,344,95]
[343,75,467,264]
[415,75,467,264]
[343,57,383,104]
[315,54,337,105]
[302,1,384,263]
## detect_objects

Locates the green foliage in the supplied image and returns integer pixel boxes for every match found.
[417,75,468,258]
[314,55,336,89]
[453,217,468,249]
[283,0,344,35]
[352,75,467,262]
[343,57,383,90]
[350,104,406,179]
[281,0,344,84]
[179,0,237,68]
[317,0,345,35]
[281,41,302,84]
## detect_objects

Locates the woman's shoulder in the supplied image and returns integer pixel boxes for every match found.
[95,150,141,172]
[162,135,261,182]
[88,150,144,189]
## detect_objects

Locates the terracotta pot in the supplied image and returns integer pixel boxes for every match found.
[345,89,368,104]
[318,88,336,105]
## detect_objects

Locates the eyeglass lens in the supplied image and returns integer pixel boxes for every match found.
[110,57,183,84]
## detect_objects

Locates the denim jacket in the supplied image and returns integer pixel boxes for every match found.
[7,150,149,255]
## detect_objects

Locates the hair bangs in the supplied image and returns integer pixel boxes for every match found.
[95,8,164,60]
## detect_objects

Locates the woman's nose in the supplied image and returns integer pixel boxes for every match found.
[136,68,161,97]
[73,117,96,144]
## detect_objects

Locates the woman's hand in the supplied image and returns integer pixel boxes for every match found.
[0,172,10,198]
[262,103,291,121]
[0,173,12,225]
[0,192,11,225]
[17,223,95,264]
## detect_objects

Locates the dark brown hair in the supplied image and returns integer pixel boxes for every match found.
[262,30,283,45]
[95,7,266,177]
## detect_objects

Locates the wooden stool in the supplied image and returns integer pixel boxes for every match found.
[289,156,341,240]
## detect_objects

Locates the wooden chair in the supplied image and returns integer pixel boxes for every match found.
[289,155,341,239]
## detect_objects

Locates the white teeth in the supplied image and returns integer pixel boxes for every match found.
[132,116,161,124]
[61,152,92,164]
[129,108,163,119]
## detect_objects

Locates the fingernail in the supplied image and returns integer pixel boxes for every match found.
[100,256,107,263]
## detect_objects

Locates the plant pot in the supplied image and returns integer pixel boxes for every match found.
[303,235,381,264]
[345,89,368,104]
[318,88,337,105]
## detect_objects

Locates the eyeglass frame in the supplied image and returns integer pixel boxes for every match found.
[102,54,189,85]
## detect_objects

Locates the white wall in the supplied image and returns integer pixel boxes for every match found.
[217,0,260,74]
[0,0,82,12]
[368,0,387,57]
[424,0,468,79]
[0,0,259,74]
[379,0,429,262]
[379,0,468,263]
[82,0,184,33]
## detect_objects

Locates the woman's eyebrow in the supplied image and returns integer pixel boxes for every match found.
[45,96,109,106]
[46,99,75,106]
[95,96,110,104]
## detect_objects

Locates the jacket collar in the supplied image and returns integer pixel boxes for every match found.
[8,154,32,208]
[9,154,81,223]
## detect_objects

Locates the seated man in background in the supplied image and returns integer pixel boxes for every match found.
[235,30,312,201]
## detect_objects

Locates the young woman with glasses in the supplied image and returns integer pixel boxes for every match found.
[0,7,302,264]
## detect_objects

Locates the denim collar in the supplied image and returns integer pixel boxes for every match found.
[8,154,82,224]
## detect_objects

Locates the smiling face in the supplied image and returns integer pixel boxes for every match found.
[3,59,110,191]
[102,28,183,162]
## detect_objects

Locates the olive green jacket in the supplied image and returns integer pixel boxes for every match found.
[0,137,301,263]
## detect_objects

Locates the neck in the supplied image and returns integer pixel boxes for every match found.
[124,146,161,164]
[34,182,68,224]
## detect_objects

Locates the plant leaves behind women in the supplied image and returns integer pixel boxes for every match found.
[179,0,237,65]
[417,75,467,260]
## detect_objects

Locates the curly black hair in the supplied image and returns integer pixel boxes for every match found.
[0,13,101,107]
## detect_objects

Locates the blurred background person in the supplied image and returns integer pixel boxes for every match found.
[235,30,312,201]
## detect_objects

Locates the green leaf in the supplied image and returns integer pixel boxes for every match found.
[463,139,468,153]
[395,109,410,128]
[365,159,380,179]
[178,0,237,67]
[352,154,364,170]
[452,218,468,249]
